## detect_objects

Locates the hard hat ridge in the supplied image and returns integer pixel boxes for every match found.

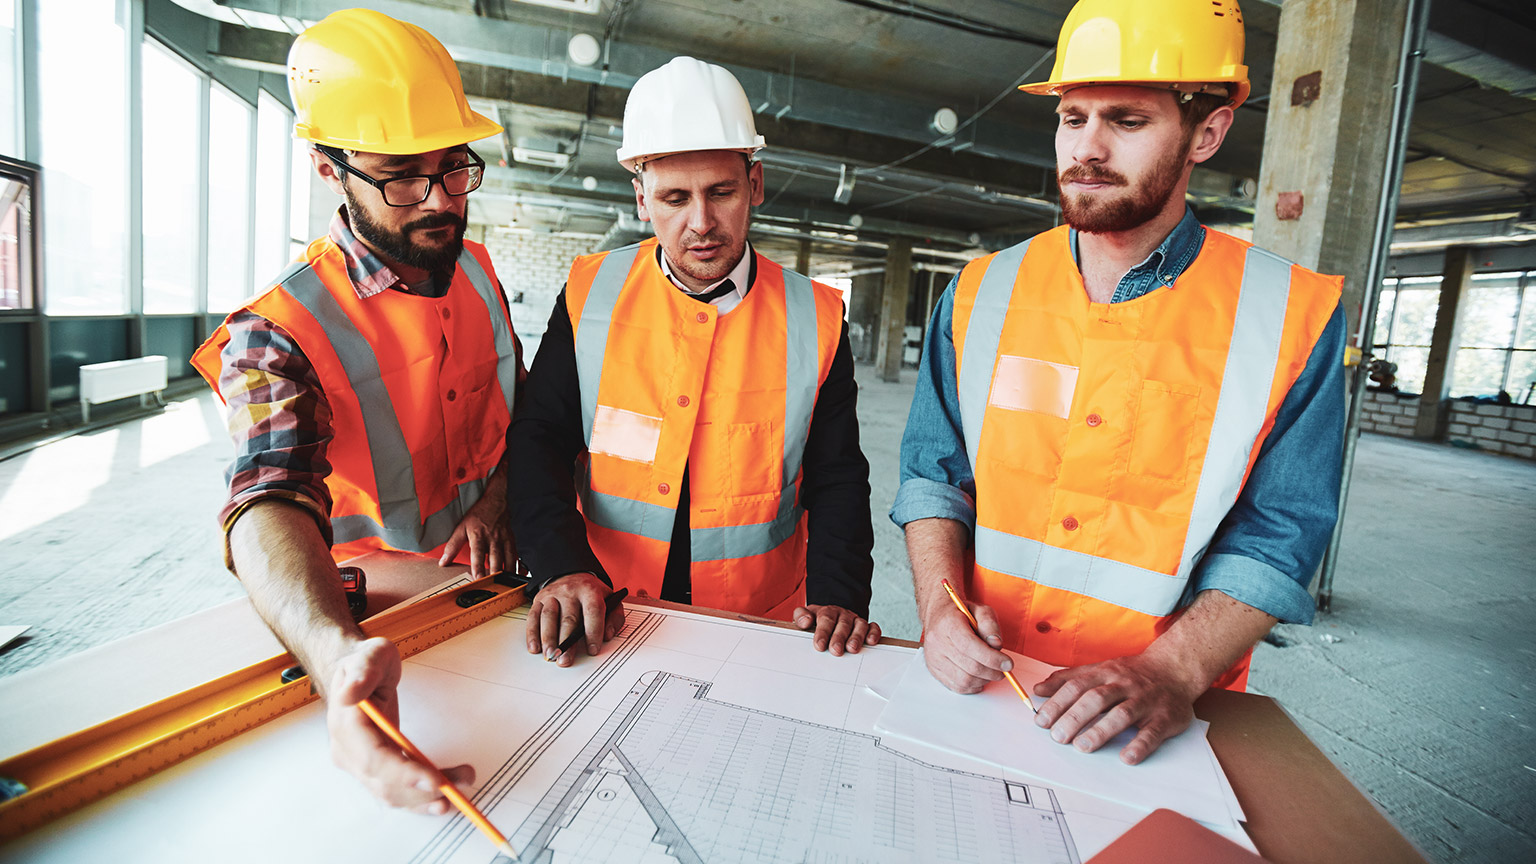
[616,56,766,173]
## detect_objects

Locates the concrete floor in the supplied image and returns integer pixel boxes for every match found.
[1,368,1532,863]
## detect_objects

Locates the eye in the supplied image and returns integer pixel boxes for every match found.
[1118,119,1146,130]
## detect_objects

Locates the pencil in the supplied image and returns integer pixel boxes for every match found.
[550,587,629,660]
[357,699,517,859]
[940,579,1038,714]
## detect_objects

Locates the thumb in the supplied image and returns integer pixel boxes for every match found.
[971,603,1005,648]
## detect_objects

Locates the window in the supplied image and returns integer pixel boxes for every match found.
[206,84,253,312]
[1374,271,1536,399]
[1374,277,1440,395]
[0,157,34,311]
[251,89,290,293]
[0,0,19,159]
[37,0,127,314]
[289,136,313,259]
[141,39,202,314]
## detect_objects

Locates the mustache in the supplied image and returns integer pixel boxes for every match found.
[681,231,729,247]
[404,212,465,232]
[1058,164,1128,186]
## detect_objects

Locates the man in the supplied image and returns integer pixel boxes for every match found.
[191,9,520,812]
[893,0,1345,765]
[509,57,878,665]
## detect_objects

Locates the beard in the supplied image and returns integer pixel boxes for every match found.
[666,229,743,286]
[344,185,466,272]
[1058,144,1188,234]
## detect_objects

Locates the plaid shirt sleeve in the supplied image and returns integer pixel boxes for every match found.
[214,309,335,570]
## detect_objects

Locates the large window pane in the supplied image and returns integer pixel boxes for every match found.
[1371,283,1397,351]
[1515,278,1536,351]
[0,0,18,158]
[0,166,32,310]
[252,90,289,292]
[1390,287,1440,349]
[289,136,311,257]
[141,40,201,314]
[1508,351,1536,403]
[1451,348,1509,397]
[38,0,126,314]
[207,85,252,312]
[1391,346,1430,396]
[1458,283,1518,349]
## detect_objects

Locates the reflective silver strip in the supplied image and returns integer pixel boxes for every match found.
[575,252,814,560]
[575,243,643,446]
[961,241,1295,617]
[279,248,509,552]
[1177,246,1293,578]
[457,250,520,417]
[957,240,1031,473]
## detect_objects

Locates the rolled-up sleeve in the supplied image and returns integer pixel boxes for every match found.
[890,278,977,533]
[1192,304,1347,625]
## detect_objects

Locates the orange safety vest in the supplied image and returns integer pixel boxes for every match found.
[192,237,518,564]
[952,226,1339,690]
[565,239,844,617]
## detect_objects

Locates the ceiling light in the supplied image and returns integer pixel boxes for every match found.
[581,175,599,192]
[849,214,864,229]
[931,107,959,136]
[567,33,601,67]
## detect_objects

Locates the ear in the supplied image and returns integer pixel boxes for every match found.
[312,148,347,197]
[748,160,765,207]
[632,174,652,222]
[1189,105,1234,165]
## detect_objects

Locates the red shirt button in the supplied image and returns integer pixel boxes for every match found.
[695,311,709,323]
[1062,516,1079,531]
[446,389,457,402]
[677,395,690,407]
[658,483,670,495]
[441,307,452,319]
[455,467,467,480]
[1086,413,1102,427]
[1035,621,1052,634]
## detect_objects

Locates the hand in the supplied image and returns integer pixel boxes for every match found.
[791,604,882,655]
[920,599,1011,693]
[525,573,625,667]
[1031,652,1202,765]
[439,476,511,577]
[324,637,475,813]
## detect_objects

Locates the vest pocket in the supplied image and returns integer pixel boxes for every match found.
[1128,380,1199,483]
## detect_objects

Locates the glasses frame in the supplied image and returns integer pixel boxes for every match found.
[317,144,486,207]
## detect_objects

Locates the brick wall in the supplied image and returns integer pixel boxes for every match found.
[1358,389,1421,438]
[479,228,605,358]
[1446,401,1536,460]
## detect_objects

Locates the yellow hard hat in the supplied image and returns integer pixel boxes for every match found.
[287,8,502,155]
[1020,0,1250,108]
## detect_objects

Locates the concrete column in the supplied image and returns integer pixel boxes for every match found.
[877,237,913,383]
[1415,246,1475,439]
[796,237,812,276]
[1253,0,1408,340]
[848,271,883,363]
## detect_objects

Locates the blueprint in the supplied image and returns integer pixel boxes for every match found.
[4,602,1200,864]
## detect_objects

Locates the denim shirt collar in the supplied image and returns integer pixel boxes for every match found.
[1068,206,1206,303]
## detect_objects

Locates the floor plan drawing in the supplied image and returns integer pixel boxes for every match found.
[408,608,1081,864]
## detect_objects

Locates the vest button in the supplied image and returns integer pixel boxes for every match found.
[695,311,709,323]
[446,389,457,402]
[1062,516,1079,531]
[455,467,467,480]
[658,483,670,495]
[1086,413,1102,427]
[441,307,452,319]
[677,395,690,407]
[1035,620,1052,634]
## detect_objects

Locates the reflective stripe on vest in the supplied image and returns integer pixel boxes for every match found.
[574,245,819,561]
[958,242,1294,617]
[278,249,516,551]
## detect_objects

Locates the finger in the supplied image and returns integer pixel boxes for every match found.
[441,763,477,789]
[581,590,607,657]
[485,532,505,578]
[828,612,855,657]
[1034,669,1069,698]
[1120,717,1183,765]
[1048,685,1115,745]
[539,598,563,657]
[926,649,988,694]
[971,604,1005,648]
[438,527,467,568]
[1034,674,1092,729]
[467,528,485,578]
[605,605,626,642]
[846,618,869,654]
[525,599,544,653]
[812,610,837,652]
[791,606,815,630]
[1072,701,1137,754]
[865,621,882,646]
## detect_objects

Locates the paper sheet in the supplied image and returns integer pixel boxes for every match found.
[873,648,1238,828]
[0,624,28,650]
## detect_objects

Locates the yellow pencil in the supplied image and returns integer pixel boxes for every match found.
[940,579,1038,714]
[358,699,518,859]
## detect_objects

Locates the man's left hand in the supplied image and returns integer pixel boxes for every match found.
[439,476,511,577]
[1031,652,1202,765]
[791,605,881,656]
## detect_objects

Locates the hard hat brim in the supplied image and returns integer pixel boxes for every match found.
[617,139,766,174]
[1019,77,1250,110]
[296,110,504,156]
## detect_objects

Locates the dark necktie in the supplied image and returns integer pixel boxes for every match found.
[687,278,736,304]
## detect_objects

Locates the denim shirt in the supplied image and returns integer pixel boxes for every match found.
[891,208,1345,625]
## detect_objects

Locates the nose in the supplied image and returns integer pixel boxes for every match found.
[418,176,457,213]
[1070,117,1110,166]
[684,197,715,239]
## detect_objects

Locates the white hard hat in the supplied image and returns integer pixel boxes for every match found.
[616,56,766,173]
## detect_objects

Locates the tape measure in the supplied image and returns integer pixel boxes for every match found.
[0,574,524,842]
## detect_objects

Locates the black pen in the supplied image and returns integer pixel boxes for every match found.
[550,587,629,660]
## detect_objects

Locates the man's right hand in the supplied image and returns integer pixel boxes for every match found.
[526,572,625,667]
[922,599,1014,694]
[324,637,475,813]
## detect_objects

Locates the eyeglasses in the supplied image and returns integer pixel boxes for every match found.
[318,144,485,207]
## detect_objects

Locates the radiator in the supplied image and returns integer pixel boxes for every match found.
[78,355,169,422]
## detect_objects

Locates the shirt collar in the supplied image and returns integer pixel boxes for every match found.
[659,241,754,302]
[327,207,405,300]
[1068,205,1205,285]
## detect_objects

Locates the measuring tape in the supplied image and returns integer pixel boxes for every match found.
[0,575,524,841]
